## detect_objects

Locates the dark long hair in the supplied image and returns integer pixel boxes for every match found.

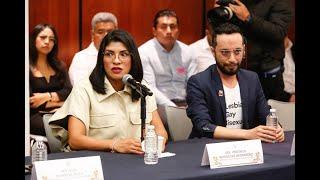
[89,29,143,101]
[29,23,67,85]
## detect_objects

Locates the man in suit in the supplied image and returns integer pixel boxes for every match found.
[186,23,284,143]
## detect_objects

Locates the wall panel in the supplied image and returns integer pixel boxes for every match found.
[288,0,295,42]
[29,0,79,67]
[29,0,295,68]
[82,0,203,48]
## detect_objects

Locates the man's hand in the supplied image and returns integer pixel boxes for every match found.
[248,125,277,143]
[228,0,250,22]
[275,124,285,142]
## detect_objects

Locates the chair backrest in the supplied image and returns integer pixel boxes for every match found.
[43,114,62,153]
[164,106,193,141]
[267,99,295,131]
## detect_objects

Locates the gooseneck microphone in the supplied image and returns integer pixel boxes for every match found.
[122,74,153,142]
[122,74,153,96]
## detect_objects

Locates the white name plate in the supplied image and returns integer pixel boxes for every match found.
[31,156,104,180]
[201,139,264,169]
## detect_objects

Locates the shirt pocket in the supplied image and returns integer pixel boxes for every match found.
[129,112,152,125]
[89,114,117,128]
[88,114,119,139]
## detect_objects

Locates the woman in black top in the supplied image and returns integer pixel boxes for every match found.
[29,23,72,136]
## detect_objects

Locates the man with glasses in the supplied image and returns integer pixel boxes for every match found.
[69,12,118,85]
[186,23,285,143]
[208,0,293,101]
[138,9,197,107]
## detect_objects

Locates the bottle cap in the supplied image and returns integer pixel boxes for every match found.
[270,108,276,113]
[35,136,46,142]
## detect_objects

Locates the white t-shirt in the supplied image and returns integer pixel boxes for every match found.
[223,83,243,129]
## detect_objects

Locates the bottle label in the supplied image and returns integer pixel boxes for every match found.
[36,141,46,149]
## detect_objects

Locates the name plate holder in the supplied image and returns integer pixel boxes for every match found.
[31,155,104,180]
[201,139,264,169]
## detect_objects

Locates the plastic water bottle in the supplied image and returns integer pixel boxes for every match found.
[266,108,278,143]
[31,136,47,165]
[144,125,158,165]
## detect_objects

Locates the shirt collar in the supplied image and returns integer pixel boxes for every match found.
[96,76,132,102]
[153,37,177,53]
[202,36,211,50]
[88,42,98,55]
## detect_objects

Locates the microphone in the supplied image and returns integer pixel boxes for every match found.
[122,74,153,96]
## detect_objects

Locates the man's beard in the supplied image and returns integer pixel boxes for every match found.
[216,60,240,76]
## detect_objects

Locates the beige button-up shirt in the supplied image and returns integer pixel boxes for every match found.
[49,76,157,147]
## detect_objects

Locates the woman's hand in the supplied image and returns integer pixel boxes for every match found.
[30,92,51,108]
[113,138,144,155]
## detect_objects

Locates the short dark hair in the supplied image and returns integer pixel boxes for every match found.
[89,29,143,101]
[211,23,245,47]
[153,9,179,28]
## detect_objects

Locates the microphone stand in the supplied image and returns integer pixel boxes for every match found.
[140,91,146,142]
[135,85,152,142]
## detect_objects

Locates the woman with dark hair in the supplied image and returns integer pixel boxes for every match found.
[29,23,72,136]
[49,29,168,154]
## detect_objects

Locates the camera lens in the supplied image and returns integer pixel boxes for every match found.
[207,6,233,25]
[216,0,235,6]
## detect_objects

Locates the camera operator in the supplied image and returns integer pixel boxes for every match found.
[209,0,293,101]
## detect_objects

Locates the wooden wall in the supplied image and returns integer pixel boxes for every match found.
[29,0,295,68]
[81,0,203,49]
[288,0,295,42]
[29,0,204,68]
[29,0,79,68]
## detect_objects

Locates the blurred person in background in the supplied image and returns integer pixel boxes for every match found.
[69,12,118,86]
[282,36,295,102]
[139,9,197,107]
[189,24,216,73]
[29,23,72,136]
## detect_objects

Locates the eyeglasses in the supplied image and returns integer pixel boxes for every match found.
[218,48,243,58]
[102,50,132,61]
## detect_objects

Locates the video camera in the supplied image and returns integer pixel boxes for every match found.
[207,0,238,27]
[217,0,236,6]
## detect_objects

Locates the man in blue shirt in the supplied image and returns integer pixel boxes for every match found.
[139,9,197,107]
